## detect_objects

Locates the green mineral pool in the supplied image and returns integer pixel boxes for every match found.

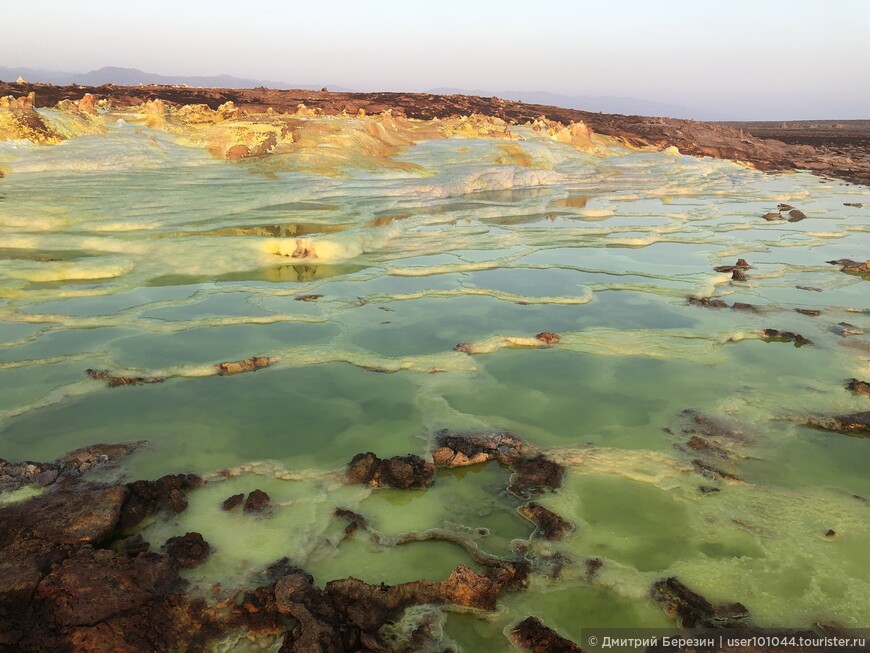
[1,121,869,651]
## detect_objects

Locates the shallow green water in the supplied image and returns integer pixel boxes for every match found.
[2,124,870,649]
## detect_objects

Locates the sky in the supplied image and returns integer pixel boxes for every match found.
[3,0,869,119]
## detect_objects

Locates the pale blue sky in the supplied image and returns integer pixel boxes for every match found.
[4,0,868,118]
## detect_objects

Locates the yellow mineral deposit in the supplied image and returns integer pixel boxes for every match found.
[0,93,64,144]
[0,93,634,176]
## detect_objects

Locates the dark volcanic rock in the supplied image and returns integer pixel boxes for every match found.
[518,502,573,540]
[36,547,179,627]
[795,308,821,316]
[847,378,870,398]
[433,431,566,498]
[263,557,309,582]
[119,474,202,530]
[827,258,870,277]
[676,411,749,484]
[86,368,166,388]
[808,411,870,436]
[0,486,127,546]
[215,355,272,375]
[56,442,147,476]
[0,460,56,493]
[164,532,211,568]
[714,259,752,273]
[535,332,561,344]
[333,507,369,534]
[761,329,812,347]
[510,454,565,497]
[221,493,244,511]
[275,571,345,652]
[831,322,864,337]
[345,452,435,489]
[32,468,58,487]
[432,430,526,467]
[731,268,747,281]
[0,441,146,492]
[651,577,750,628]
[0,538,70,645]
[243,489,272,513]
[19,547,189,653]
[686,435,730,458]
[0,438,566,652]
[275,563,516,652]
[0,449,209,651]
[788,209,807,221]
[585,557,604,579]
[120,534,150,557]
[731,302,758,312]
[511,616,582,653]
[688,296,728,309]
[332,563,503,612]
[692,459,741,482]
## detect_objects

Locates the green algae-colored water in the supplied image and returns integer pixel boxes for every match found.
[2,122,870,650]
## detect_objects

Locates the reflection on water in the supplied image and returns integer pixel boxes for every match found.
[1,126,870,649]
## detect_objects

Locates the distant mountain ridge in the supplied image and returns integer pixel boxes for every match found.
[0,66,331,92]
[0,66,722,119]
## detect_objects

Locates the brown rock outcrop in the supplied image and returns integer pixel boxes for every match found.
[432,430,526,467]
[274,563,513,652]
[827,258,870,277]
[714,259,752,273]
[510,454,566,496]
[119,474,202,530]
[432,430,565,497]
[847,379,870,398]
[0,486,127,546]
[164,532,211,568]
[688,296,728,309]
[651,577,750,628]
[0,449,207,652]
[511,616,583,653]
[345,452,435,489]
[0,441,146,492]
[221,493,244,511]
[86,368,166,388]
[518,502,574,540]
[215,356,272,375]
[808,411,870,436]
[535,331,561,344]
[243,489,272,513]
[761,329,813,347]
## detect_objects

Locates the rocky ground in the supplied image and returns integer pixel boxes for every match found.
[1,81,868,186]
[0,433,577,652]
[723,120,870,186]
[3,423,866,651]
